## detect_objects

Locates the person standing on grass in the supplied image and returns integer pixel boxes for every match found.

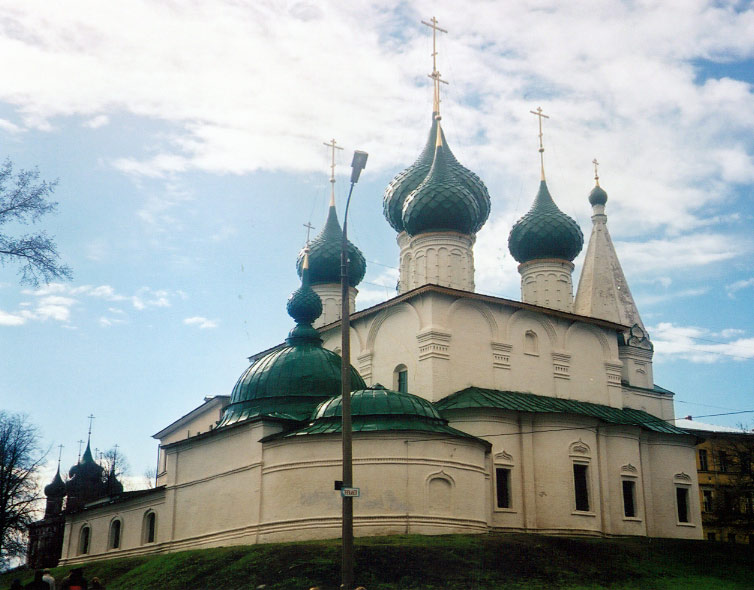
[60,568,87,590]
[88,578,104,590]
[41,570,55,590]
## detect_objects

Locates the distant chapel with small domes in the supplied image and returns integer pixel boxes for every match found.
[28,18,702,569]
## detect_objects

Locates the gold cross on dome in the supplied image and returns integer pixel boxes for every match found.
[303,222,315,245]
[530,106,550,180]
[422,16,449,117]
[592,158,600,186]
[323,138,344,206]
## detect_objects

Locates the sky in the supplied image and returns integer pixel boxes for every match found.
[0,0,753,489]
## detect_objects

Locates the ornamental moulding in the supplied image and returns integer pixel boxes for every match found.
[417,328,451,361]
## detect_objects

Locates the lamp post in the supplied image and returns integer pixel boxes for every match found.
[341,149,368,590]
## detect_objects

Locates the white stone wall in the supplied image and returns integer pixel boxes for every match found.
[311,284,358,329]
[397,231,476,293]
[518,259,576,312]
[322,290,623,407]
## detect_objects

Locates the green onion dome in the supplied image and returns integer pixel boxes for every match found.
[219,261,366,426]
[402,133,483,236]
[384,116,490,235]
[508,180,584,263]
[589,183,608,206]
[44,468,66,498]
[296,204,366,287]
[285,384,481,439]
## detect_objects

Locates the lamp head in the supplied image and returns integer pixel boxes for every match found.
[350,150,369,183]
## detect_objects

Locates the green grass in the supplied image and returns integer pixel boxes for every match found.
[3,534,753,589]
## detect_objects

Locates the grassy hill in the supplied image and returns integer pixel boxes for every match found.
[3,533,753,589]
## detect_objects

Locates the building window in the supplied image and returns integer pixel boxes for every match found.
[573,463,590,512]
[718,451,728,473]
[699,449,708,471]
[707,532,717,541]
[496,468,511,509]
[109,519,122,549]
[78,526,90,555]
[622,480,636,518]
[703,489,713,513]
[393,365,408,393]
[676,487,690,523]
[143,511,156,544]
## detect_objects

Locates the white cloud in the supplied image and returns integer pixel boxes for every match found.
[0,309,26,326]
[0,118,22,133]
[183,316,218,329]
[649,322,754,363]
[356,267,400,308]
[83,114,109,128]
[726,277,754,298]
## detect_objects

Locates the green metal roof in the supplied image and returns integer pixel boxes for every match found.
[508,180,584,263]
[435,387,687,435]
[296,204,366,287]
[278,385,488,444]
[219,266,366,427]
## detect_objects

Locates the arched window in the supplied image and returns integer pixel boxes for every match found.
[393,364,408,393]
[109,519,122,550]
[78,525,90,555]
[143,511,156,544]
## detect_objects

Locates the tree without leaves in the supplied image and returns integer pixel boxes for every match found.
[0,159,72,286]
[98,446,130,492]
[0,412,46,568]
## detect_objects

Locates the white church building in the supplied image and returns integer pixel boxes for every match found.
[37,26,704,567]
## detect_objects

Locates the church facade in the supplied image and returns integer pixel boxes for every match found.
[32,30,704,567]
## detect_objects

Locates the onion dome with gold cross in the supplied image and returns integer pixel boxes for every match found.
[295,197,366,287]
[508,107,583,264]
[219,252,366,426]
[276,384,486,443]
[383,16,490,236]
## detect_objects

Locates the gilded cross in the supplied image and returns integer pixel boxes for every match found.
[77,439,85,461]
[592,158,600,186]
[323,138,344,206]
[530,106,550,180]
[87,413,95,437]
[422,17,448,117]
[303,222,315,245]
[57,444,64,466]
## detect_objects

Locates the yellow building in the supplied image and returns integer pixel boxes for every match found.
[688,427,754,544]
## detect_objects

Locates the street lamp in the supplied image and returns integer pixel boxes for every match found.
[341,149,368,590]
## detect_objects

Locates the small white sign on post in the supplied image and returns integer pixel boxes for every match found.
[341,487,360,498]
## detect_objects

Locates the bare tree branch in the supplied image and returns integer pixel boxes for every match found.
[0,159,72,286]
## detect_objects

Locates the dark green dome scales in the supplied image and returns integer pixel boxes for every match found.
[383,116,490,235]
[296,204,366,287]
[284,384,481,440]
[219,261,366,426]
[403,141,481,236]
[508,181,584,263]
